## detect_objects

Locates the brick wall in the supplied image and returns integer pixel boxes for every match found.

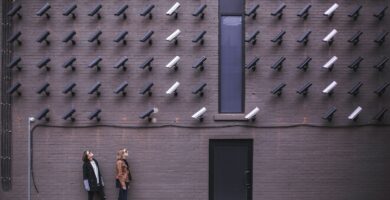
[1,0,390,199]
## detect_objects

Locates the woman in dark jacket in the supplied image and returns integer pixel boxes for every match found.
[82,150,106,200]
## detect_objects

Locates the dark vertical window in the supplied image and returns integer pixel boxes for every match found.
[219,0,244,113]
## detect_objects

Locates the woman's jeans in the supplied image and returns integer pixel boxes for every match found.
[118,182,129,200]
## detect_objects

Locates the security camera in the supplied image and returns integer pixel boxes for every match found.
[87,57,102,71]
[139,57,154,71]
[166,2,180,19]
[63,57,77,71]
[192,107,207,121]
[139,107,158,122]
[322,56,338,71]
[374,82,389,96]
[88,109,101,121]
[7,82,22,96]
[193,4,207,19]
[373,57,389,71]
[192,83,207,96]
[322,81,337,95]
[323,29,338,46]
[348,5,362,20]
[297,30,311,45]
[8,31,22,45]
[62,31,76,45]
[113,57,128,71]
[323,3,339,20]
[296,57,312,71]
[270,83,286,96]
[36,108,50,121]
[348,57,364,72]
[322,107,337,121]
[140,30,154,45]
[297,4,311,19]
[88,82,102,97]
[63,3,77,19]
[271,3,286,19]
[348,31,363,45]
[7,4,22,19]
[245,107,260,121]
[114,81,128,96]
[271,30,286,45]
[63,108,76,122]
[7,57,22,71]
[88,4,102,19]
[36,3,51,18]
[139,82,154,96]
[114,4,128,19]
[373,6,388,20]
[37,58,51,71]
[36,82,50,96]
[245,4,259,19]
[373,108,388,121]
[166,56,180,71]
[140,4,155,19]
[271,57,286,71]
[348,106,362,121]
[36,31,50,45]
[296,82,312,96]
[63,83,76,96]
[166,81,180,96]
[374,32,388,46]
[166,29,181,45]
[245,57,260,71]
[88,30,102,45]
[192,31,207,45]
[245,30,260,45]
[114,31,128,45]
[348,82,363,96]
[192,56,207,71]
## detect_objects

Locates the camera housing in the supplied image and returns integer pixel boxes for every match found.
[271,3,286,19]
[192,107,207,121]
[245,57,260,71]
[166,81,180,96]
[297,4,311,19]
[36,108,50,121]
[245,107,260,121]
[323,3,339,20]
[36,3,51,19]
[322,107,337,121]
[270,83,286,96]
[322,56,338,71]
[166,2,180,19]
[245,30,260,45]
[348,106,363,121]
[63,108,76,122]
[88,4,102,19]
[63,4,77,19]
[322,81,337,95]
[271,57,286,71]
[140,4,155,19]
[193,4,207,19]
[63,83,77,96]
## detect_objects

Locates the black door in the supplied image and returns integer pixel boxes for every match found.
[209,139,253,200]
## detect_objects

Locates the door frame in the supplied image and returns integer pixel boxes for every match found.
[209,139,253,200]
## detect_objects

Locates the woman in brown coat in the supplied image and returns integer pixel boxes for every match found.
[116,148,132,200]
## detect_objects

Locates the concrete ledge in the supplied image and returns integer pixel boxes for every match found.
[213,114,247,121]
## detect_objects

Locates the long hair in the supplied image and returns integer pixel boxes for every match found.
[116,148,128,160]
[82,150,90,162]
